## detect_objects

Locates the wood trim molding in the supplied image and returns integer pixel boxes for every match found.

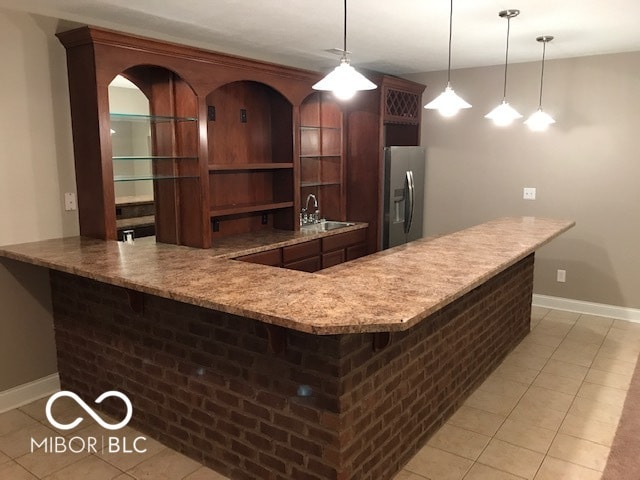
[57,26,321,84]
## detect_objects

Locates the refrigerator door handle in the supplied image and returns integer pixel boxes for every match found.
[404,170,415,235]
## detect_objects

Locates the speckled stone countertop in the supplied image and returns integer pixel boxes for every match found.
[197,222,367,258]
[0,217,573,335]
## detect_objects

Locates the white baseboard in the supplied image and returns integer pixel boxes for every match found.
[533,294,640,324]
[0,373,60,413]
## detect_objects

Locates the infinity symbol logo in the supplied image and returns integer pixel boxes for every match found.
[45,391,133,431]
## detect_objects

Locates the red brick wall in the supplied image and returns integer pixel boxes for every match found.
[49,253,533,479]
[334,254,534,479]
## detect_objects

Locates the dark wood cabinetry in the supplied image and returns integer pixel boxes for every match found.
[58,27,423,253]
[235,248,282,267]
[236,228,367,272]
[208,81,295,237]
[57,27,319,248]
[346,76,426,253]
[299,93,345,222]
[321,228,367,269]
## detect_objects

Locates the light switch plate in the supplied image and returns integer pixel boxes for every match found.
[523,187,536,200]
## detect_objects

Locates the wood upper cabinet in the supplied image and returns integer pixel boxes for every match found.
[56,26,319,248]
[345,75,426,254]
[207,81,295,238]
[57,26,422,252]
[299,92,345,223]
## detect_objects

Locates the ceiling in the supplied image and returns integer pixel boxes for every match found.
[3,0,640,75]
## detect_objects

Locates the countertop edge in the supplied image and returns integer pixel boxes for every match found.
[0,217,576,335]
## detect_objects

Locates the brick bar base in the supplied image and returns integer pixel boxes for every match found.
[50,254,534,480]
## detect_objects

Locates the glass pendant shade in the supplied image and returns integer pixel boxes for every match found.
[425,83,471,117]
[312,58,376,100]
[525,108,555,131]
[312,0,376,100]
[486,9,520,126]
[526,36,555,132]
[424,0,471,117]
[484,101,522,127]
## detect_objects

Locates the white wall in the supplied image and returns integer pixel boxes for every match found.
[0,9,77,390]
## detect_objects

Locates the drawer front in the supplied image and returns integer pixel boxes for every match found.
[322,228,367,252]
[283,239,321,263]
[322,250,345,269]
[283,256,321,273]
[236,248,282,267]
[346,243,368,261]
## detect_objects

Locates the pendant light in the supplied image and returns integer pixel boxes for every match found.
[424,0,471,117]
[485,9,522,126]
[525,36,555,131]
[312,0,377,100]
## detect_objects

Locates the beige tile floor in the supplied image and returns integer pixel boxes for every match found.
[0,308,638,479]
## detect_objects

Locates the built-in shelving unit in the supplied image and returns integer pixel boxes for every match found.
[207,80,295,237]
[57,26,424,250]
[111,113,199,182]
[299,93,345,222]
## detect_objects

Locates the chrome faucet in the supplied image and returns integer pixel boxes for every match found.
[301,194,320,225]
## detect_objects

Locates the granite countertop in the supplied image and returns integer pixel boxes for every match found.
[0,217,574,335]
[199,222,367,258]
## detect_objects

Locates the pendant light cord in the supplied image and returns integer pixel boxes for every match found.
[447,0,453,84]
[538,40,547,108]
[342,0,348,59]
[502,16,511,100]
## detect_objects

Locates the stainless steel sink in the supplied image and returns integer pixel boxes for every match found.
[302,221,355,232]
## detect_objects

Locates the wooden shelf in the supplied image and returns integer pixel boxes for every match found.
[210,201,293,217]
[300,126,341,131]
[209,163,293,172]
[300,181,341,188]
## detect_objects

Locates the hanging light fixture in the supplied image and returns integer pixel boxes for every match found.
[525,36,555,131]
[485,9,522,126]
[312,0,377,100]
[424,0,471,117]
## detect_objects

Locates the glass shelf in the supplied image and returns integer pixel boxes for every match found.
[110,113,197,123]
[114,175,199,182]
[300,125,341,131]
[209,163,293,171]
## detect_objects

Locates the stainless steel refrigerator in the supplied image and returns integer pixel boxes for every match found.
[381,146,426,249]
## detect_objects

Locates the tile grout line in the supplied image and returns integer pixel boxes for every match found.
[530,310,614,478]
[460,310,572,480]
[461,308,615,479]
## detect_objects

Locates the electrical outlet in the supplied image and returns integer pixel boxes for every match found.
[523,187,536,200]
[64,192,77,211]
[261,213,268,225]
[556,269,566,283]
